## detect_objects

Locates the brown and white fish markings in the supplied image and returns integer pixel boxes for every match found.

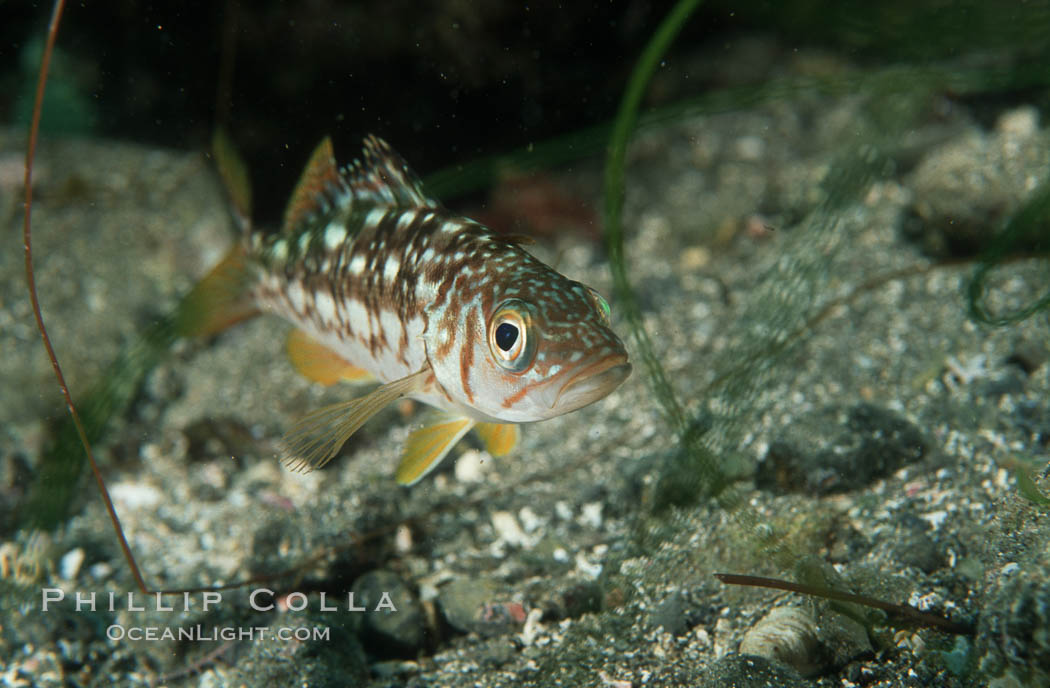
[185,134,631,484]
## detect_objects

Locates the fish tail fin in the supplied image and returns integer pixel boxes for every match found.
[175,245,259,339]
[174,129,259,340]
[211,127,253,234]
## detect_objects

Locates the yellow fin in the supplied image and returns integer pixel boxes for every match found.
[286,329,373,385]
[282,368,429,472]
[282,137,340,234]
[211,128,252,230]
[474,422,520,457]
[396,416,476,485]
[175,246,259,339]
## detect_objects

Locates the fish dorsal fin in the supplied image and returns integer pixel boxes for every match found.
[496,233,536,247]
[281,367,429,472]
[339,134,439,210]
[281,137,341,234]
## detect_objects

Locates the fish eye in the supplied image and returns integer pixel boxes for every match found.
[495,322,519,351]
[587,288,611,326]
[488,300,536,372]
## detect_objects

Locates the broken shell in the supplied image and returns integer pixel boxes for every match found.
[740,606,823,676]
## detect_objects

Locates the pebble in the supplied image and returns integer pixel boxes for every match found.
[491,510,531,549]
[59,548,84,581]
[454,449,489,483]
[976,567,1050,685]
[907,105,1050,256]
[578,501,603,529]
[109,482,163,508]
[438,577,526,636]
[351,569,424,652]
[648,590,688,636]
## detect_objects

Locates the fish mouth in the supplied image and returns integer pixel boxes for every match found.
[552,354,632,412]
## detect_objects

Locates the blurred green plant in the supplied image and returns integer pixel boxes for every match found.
[714,0,1050,63]
[603,0,719,507]
[1015,468,1050,509]
[21,316,179,530]
[967,179,1050,327]
[10,36,97,134]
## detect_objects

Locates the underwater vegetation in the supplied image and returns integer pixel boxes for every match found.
[6,36,97,135]
[5,0,1050,685]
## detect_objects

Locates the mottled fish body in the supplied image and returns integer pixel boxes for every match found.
[191,135,630,483]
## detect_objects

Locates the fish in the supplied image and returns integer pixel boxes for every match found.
[181,133,631,484]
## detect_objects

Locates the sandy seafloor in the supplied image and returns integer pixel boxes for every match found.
[2,83,1050,687]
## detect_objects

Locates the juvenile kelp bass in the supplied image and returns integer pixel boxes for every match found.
[186,135,631,483]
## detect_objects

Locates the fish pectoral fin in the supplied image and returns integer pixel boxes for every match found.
[396,415,476,486]
[281,367,429,473]
[474,422,520,457]
[286,329,374,385]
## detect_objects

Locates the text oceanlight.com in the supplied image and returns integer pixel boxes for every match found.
[106,624,331,642]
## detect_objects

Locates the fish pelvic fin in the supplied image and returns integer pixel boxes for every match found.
[211,128,253,233]
[175,246,259,339]
[286,328,374,385]
[282,136,341,234]
[474,422,520,457]
[396,415,476,485]
[282,367,430,472]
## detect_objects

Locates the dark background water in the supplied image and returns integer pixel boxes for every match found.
[4,1,1048,223]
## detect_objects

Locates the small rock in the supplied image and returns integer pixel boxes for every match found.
[438,577,526,637]
[182,416,257,461]
[454,449,489,483]
[560,580,604,619]
[491,510,531,548]
[814,604,874,669]
[892,531,947,574]
[351,569,424,653]
[578,501,603,529]
[109,482,163,509]
[907,107,1050,256]
[757,403,926,494]
[975,567,1050,685]
[1006,340,1049,375]
[1014,401,1050,445]
[230,611,368,687]
[59,548,85,581]
[982,369,1027,399]
[649,590,688,636]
